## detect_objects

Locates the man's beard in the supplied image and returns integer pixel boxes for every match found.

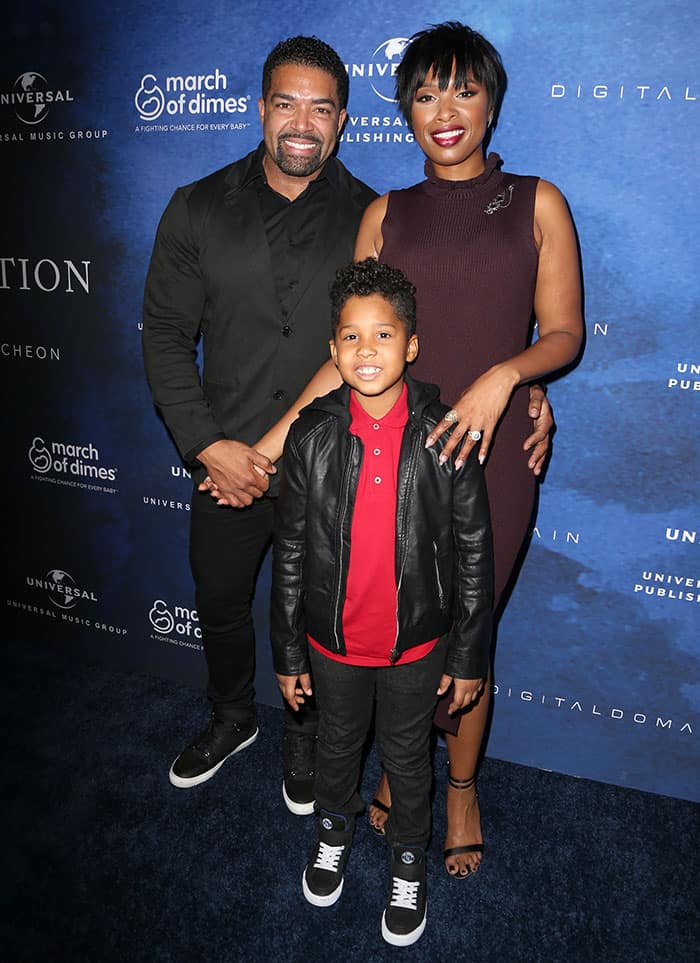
[275,135,324,177]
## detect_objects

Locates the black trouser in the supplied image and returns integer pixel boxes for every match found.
[189,487,317,735]
[308,637,447,848]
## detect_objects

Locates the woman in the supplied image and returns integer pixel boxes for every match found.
[208,22,582,879]
[353,21,582,877]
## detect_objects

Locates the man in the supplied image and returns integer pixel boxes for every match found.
[142,36,377,813]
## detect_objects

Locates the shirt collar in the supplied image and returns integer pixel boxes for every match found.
[349,381,409,429]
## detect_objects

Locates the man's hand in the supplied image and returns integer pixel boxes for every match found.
[524,385,554,476]
[437,674,485,715]
[276,672,313,712]
[197,439,276,507]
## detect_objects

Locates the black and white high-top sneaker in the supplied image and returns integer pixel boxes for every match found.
[282,730,317,815]
[302,811,354,907]
[381,844,427,946]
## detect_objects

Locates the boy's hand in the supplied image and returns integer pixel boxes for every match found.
[276,672,313,712]
[437,674,485,715]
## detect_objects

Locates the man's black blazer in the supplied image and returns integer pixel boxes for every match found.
[142,145,376,484]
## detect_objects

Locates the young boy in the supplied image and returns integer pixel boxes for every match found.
[270,259,493,947]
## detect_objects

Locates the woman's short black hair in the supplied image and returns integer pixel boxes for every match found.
[330,259,417,337]
[395,21,507,128]
[262,36,349,110]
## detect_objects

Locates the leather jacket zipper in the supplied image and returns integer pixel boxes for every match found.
[332,437,357,652]
[433,540,445,607]
[389,553,407,663]
[389,422,420,664]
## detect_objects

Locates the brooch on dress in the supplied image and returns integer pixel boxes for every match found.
[484,184,514,214]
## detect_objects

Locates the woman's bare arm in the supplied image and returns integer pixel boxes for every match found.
[354,194,389,259]
[255,358,342,463]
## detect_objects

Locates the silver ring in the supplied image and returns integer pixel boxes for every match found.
[445,409,459,424]
[468,430,482,442]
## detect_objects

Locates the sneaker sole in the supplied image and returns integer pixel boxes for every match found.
[282,780,315,816]
[302,868,344,907]
[168,727,259,789]
[381,906,427,947]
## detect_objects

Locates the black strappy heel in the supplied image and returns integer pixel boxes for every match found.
[443,774,484,879]
[369,796,391,836]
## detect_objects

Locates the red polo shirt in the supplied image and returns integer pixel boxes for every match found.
[308,383,437,667]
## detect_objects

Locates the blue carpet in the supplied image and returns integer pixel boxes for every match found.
[4,640,698,962]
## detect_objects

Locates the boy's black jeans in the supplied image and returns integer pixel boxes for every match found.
[308,636,447,848]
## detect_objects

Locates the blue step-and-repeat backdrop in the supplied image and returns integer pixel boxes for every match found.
[3,1,698,801]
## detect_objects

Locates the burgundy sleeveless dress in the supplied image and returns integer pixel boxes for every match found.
[379,153,539,612]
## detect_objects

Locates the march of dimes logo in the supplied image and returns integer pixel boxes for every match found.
[28,435,119,495]
[134,68,251,133]
[341,37,415,145]
[148,598,202,650]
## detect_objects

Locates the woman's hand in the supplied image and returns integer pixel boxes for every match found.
[437,675,485,714]
[426,363,519,468]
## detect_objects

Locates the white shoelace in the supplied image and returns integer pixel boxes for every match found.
[389,877,420,909]
[313,841,345,872]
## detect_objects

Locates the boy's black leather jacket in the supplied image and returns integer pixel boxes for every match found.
[271,375,493,679]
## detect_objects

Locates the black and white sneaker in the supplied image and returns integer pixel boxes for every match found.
[282,730,317,815]
[302,811,354,907]
[381,845,427,946]
[168,714,258,788]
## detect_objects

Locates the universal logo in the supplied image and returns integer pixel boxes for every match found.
[148,599,202,649]
[346,38,410,103]
[633,569,700,604]
[340,37,415,145]
[665,527,698,546]
[134,69,250,122]
[666,361,699,393]
[26,569,97,610]
[2,72,74,125]
[28,436,118,485]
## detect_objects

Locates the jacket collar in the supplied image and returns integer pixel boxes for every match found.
[305,373,440,426]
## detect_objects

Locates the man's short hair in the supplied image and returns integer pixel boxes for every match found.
[395,21,507,128]
[330,259,417,337]
[262,36,349,110]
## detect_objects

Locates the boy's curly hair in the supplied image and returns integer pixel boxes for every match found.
[330,258,417,336]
